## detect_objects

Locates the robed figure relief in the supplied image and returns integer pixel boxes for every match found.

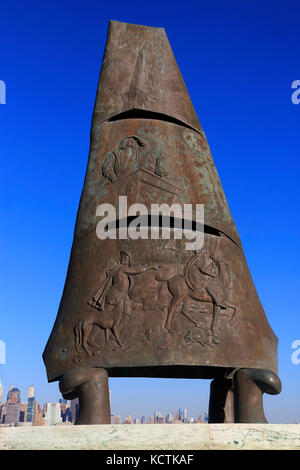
[75,252,157,355]
[101,136,146,183]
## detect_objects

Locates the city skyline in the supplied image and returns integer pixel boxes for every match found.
[0,382,212,426]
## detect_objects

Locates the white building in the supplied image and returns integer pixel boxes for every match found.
[44,403,62,426]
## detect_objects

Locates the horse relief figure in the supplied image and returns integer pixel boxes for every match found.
[75,251,157,356]
[156,249,236,344]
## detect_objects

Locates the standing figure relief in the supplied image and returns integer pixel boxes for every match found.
[74,252,157,356]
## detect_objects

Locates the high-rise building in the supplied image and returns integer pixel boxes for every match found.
[4,402,21,425]
[154,412,164,424]
[182,408,189,423]
[60,403,72,423]
[123,415,133,424]
[59,400,68,421]
[111,415,121,424]
[28,385,34,399]
[0,403,5,423]
[70,398,79,424]
[44,403,63,426]
[166,413,174,423]
[7,387,21,404]
[195,414,203,423]
[33,403,44,426]
[19,403,28,423]
[26,385,36,423]
[0,385,22,424]
[26,397,35,423]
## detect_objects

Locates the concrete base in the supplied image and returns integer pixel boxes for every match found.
[1,424,300,450]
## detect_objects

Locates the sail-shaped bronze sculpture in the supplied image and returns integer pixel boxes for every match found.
[43,21,281,424]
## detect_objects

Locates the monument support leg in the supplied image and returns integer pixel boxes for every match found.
[59,367,111,424]
[233,368,281,423]
[208,376,234,423]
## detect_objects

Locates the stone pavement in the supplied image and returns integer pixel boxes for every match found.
[1,424,300,450]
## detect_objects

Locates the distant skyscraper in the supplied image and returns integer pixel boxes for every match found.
[25,385,36,423]
[123,415,133,424]
[154,412,164,424]
[65,406,72,423]
[4,402,21,425]
[59,400,68,421]
[70,398,79,424]
[19,403,28,423]
[33,403,44,426]
[60,402,72,423]
[183,408,189,423]
[166,413,174,423]
[28,385,34,399]
[7,387,21,404]
[26,397,35,423]
[111,414,121,424]
[44,403,63,425]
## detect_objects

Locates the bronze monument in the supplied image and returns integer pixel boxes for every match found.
[43,21,281,424]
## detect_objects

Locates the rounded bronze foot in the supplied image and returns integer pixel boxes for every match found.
[59,367,111,424]
[233,368,281,423]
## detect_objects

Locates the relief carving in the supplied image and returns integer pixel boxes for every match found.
[99,136,171,187]
[74,245,237,358]
[183,328,213,348]
[137,328,153,343]
[156,248,236,344]
[101,136,146,184]
[74,251,157,356]
[155,152,168,178]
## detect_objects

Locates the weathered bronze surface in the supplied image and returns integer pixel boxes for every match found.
[43,21,281,423]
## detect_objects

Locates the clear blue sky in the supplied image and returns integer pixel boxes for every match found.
[0,0,299,423]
